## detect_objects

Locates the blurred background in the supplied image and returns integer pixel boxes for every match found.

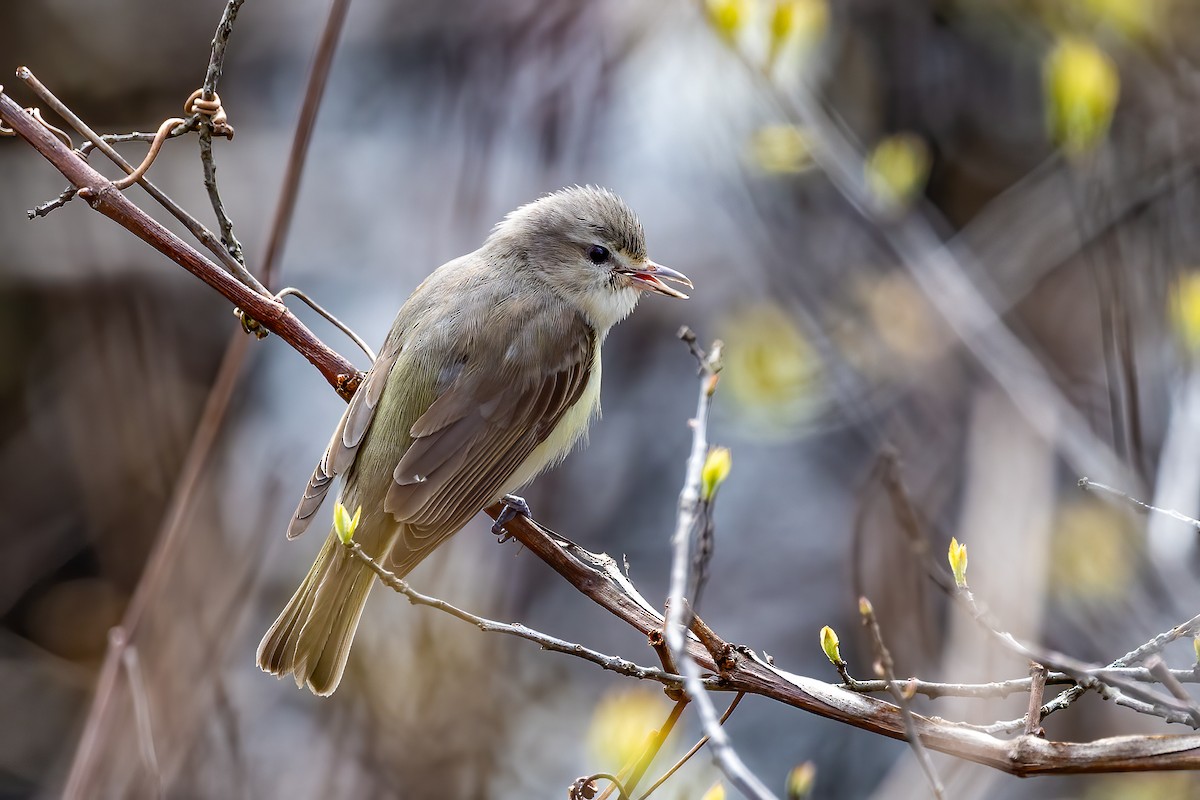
[3,0,1200,797]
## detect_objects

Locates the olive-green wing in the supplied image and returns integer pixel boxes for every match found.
[383,310,595,574]
[286,328,405,539]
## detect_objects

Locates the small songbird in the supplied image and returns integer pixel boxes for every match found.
[257,186,691,695]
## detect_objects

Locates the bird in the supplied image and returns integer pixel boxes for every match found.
[257,186,692,695]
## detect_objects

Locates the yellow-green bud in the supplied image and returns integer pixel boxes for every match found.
[334,503,362,545]
[786,761,817,799]
[948,537,968,589]
[701,446,733,501]
[819,625,841,665]
[858,597,874,617]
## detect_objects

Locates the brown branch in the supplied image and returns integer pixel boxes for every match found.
[1025,663,1049,737]
[482,509,1200,776]
[0,88,359,396]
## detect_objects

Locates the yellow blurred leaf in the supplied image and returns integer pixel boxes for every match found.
[1082,0,1165,42]
[865,133,930,213]
[769,0,830,61]
[719,303,823,434]
[747,124,815,174]
[1169,271,1200,355]
[586,689,668,769]
[702,781,726,800]
[1044,36,1120,158]
[707,0,749,42]
[1050,500,1135,600]
[860,272,942,365]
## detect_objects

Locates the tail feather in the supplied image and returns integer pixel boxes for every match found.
[257,530,386,696]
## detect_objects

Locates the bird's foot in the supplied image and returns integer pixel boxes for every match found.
[491,494,531,543]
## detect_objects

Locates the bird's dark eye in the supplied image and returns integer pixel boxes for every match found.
[587,245,611,265]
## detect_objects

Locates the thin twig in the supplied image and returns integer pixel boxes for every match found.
[663,331,775,799]
[954,583,1200,728]
[276,286,376,362]
[860,597,945,799]
[1146,656,1200,727]
[599,699,687,800]
[1079,477,1200,531]
[121,642,164,800]
[1025,663,1048,737]
[258,0,352,290]
[0,89,358,393]
[637,693,745,800]
[197,0,248,267]
[571,773,630,800]
[343,539,692,688]
[15,67,266,294]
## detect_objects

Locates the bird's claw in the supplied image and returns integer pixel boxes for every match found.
[492,494,531,543]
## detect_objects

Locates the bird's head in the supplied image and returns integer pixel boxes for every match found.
[488,186,692,330]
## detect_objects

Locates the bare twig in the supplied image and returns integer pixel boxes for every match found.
[1025,663,1048,737]
[571,773,630,800]
[258,0,352,290]
[1146,657,1200,727]
[1079,477,1200,532]
[860,597,945,799]
[15,67,266,294]
[487,507,1200,774]
[121,642,164,800]
[0,89,358,394]
[663,331,775,799]
[636,693,745,800]
[343,538,693,688]
[599,699,687,800]
[276,286,376,363]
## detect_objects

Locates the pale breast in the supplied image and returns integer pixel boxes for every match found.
[495,345,602,500]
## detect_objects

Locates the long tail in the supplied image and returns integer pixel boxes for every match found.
[257,528,395,696]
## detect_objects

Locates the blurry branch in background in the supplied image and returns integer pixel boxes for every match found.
[6,1,357,797]
[7,0,1200,796]
[701,0,1136,491]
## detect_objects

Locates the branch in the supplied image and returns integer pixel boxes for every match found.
[342,538,694,689]
[660,336,776,798]
[0,87,361,396]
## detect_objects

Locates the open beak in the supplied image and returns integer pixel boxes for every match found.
[620,259,693,299]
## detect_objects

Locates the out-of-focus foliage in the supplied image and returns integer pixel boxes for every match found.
[585,688,670,770]
[1049,500,1136,601]
[1169,271,1200,355]
[7,0,1200,797]
[865,133,931,214]
[1044,35,1120,157]
[719,303,824,435]
[786,761,817,799]
[747,125,815,175]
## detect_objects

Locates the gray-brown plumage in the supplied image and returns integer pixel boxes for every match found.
[257,186,691,695]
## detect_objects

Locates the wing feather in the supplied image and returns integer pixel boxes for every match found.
[286,335,403,539]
